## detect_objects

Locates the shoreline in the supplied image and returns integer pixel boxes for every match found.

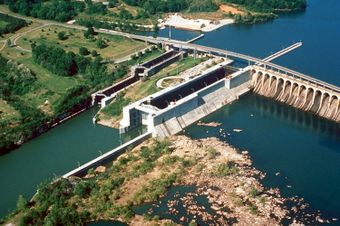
[159,14,234,32]
[0,99,93,155]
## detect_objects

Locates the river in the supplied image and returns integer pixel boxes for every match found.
[0,108,126,217]
[1,0,340,222]
[183,0,340,221]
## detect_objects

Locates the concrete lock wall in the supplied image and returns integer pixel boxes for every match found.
[152,69,253,137]
[153,79,229,136]
[63,132,152,178]
[153,78,226,125]
[226,68,252,89]
[153,94,199,126]
[146,53,183,77]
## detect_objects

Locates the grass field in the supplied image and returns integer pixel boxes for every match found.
[16,25,146,61]
[125,56,206,101]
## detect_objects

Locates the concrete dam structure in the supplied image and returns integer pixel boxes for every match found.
[252,65,340,123]
[119,60,253,136]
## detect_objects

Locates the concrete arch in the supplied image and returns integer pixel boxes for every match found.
[267,76,278,97]
[318,92,331,116]
[294,85,307,108]
[274,78,285,99]
[325,95,340,119]
[256,73,263,85]
[304,87,316,111]
[331,95,338,102]
[310,90,322,113]
[287,82,299,105]
[277,79,291,101]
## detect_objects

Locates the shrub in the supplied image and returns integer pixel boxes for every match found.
[16,195,28,211]
[206,146,219,159]
[91,50,98,57]
[73,180,96,198]
[249,187,259,198]
[96,38,107,49]
[79,47,90,56]
[213,161,239,177]
[57,31,67,40]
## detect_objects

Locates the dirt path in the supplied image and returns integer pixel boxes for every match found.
[220,4,245,15]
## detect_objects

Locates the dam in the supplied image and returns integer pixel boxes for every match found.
[63,41,340,178]
[119,44,339,137]
[252,65,340,122]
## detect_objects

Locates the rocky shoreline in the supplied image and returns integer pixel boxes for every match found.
[151,136,327,225]
[4,135,328,225]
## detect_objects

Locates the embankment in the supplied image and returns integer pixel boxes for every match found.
[0,98,92,155]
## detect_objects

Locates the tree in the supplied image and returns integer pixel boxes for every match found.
[188,0,218,12]
[119,8,133,20]
[96,38,107,49]
[79,47,90,56]
[108,0,118,8]
[84,26,95,39]
[6,0,86,22]
[6,39,12,47]
[57,31,67,40]
[16,195,28,211]
[91,50,98,57]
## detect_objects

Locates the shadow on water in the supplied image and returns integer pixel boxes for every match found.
[252,93,340,142]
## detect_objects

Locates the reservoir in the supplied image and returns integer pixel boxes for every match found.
[1,0,340,222]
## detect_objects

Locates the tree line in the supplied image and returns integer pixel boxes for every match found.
[0,13,27,36]
[31,43,127,89]
[222,0,307,13]
[77,18,149,34]
[5,0,85,22]
[122,0,218,15]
